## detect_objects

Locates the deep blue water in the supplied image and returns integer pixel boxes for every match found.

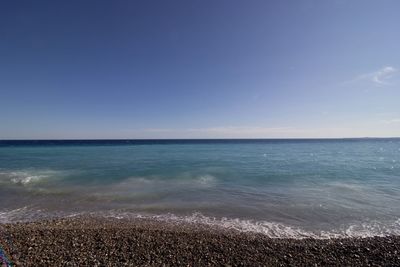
[1,139,400,238]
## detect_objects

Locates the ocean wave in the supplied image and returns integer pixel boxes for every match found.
[341,219,400,238]
[0,169,65,186]
[102,212,400,239]
[111,174,217,190]
[10,173,46,185]
[83,174,217,202]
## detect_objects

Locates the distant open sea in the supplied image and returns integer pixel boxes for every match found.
[1,139,399,238]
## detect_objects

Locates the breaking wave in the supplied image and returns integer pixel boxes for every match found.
[104,212,400,239]
[0,169,66,186]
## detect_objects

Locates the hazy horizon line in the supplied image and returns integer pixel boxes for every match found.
[1,137,399,141]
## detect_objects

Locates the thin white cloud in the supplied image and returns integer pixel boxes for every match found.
[382,118,400,124]
[4,124,399,139]
[186,126,295,134]
[352,66,398,86]
[371,66,397,85]
[139,126,300,138]
[120,125,396,139]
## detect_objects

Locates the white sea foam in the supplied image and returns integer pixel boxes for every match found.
[0,207,30,223]
[343,219,400,237]
[94,211,317,238]
[0,169,64,186]
[1,207,399,239]
[102,211,400,239]
[11,173,46,185]
[196,175,216,187]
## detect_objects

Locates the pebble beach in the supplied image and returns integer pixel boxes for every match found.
[1,217,399,266]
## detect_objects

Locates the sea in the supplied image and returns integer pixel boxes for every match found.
[1,139,399,238]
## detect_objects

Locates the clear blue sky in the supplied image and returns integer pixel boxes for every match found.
[1,0,399,139]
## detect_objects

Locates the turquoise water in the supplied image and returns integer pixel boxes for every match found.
[1,139,399,238]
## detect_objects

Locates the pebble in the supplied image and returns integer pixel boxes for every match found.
[0,216,399,266]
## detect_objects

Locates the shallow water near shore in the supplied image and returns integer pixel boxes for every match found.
[1,139,400,238]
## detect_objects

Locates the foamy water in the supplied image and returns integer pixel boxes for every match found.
[0,207,399,239]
